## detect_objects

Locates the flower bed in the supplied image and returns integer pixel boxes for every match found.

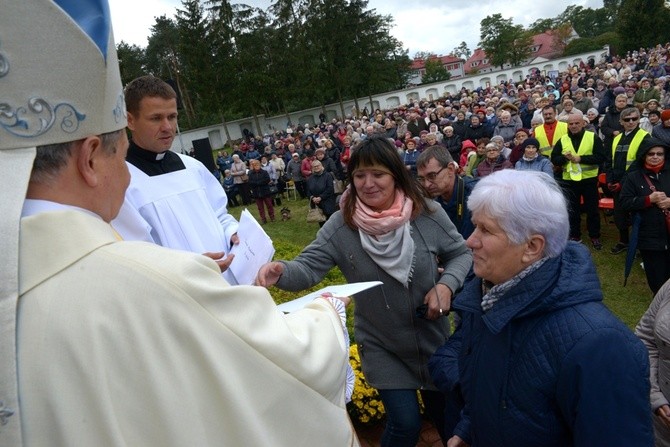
[347,344,385,425]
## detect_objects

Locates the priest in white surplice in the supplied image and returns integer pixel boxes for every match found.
[2,2,359,446]
[113,75,240,282]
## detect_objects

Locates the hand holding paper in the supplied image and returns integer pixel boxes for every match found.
[277,281,383,313]
[227,210,274,285]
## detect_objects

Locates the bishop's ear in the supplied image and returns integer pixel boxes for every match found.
[76,136,104,187]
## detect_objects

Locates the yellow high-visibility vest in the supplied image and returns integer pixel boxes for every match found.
[535,121,569,157]
[559,131,598,181]
[611,129,648,171]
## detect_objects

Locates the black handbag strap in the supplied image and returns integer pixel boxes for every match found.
[642,173,657,192]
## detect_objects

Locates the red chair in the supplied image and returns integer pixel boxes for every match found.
[598,173,614,224]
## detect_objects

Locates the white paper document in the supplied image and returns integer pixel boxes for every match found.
[227,209,275,285]
[277,281,383,313]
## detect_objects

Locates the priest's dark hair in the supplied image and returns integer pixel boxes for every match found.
[124,75,177,115]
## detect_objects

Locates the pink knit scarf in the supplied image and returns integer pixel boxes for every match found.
[341,186,413,236]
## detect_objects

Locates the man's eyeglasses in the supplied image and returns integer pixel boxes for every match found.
[417,166,446,183]
[622,117,639,122]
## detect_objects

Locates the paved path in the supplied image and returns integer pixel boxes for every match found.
[355,420,443,447]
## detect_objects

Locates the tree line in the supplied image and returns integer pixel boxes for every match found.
[118,0,411,132]
[117,0,670,132]
[477,0,670,72]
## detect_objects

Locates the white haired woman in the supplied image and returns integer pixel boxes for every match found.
[492,110,520,147]
[429,170,653,447]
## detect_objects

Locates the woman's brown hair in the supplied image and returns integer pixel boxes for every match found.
[341,135,427,229]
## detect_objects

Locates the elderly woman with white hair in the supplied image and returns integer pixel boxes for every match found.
[429,170,653,447]
[493,110,521,147]
[442,125,463,160]
[230,154,251,205]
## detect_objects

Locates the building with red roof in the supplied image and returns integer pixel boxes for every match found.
[409,54,465,85]
[463,28,579,75]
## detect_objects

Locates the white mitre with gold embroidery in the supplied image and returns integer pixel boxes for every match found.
[0,1,126,444]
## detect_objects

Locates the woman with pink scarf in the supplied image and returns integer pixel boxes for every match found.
[257,135,472,446]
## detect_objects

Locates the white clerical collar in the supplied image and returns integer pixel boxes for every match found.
[155,152,166,161]
[21,199,102,220]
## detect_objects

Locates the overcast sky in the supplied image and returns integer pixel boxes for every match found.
[109,0,603,58]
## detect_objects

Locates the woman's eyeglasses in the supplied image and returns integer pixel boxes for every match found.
[647,151,665,157]
[622,117,639,122]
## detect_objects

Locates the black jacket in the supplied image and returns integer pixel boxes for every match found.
[442,134,463,160]
[600,106,624,153]
[306,172,337,216]
[248,168,273,198]
[620,145,670,251]
[464,124,490,144]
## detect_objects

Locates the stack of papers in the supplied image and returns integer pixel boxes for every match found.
[227,209,275,285]
[277,281,383,313]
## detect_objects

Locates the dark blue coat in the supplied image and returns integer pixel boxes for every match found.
[435,176,477,240]
[429,243,653,447]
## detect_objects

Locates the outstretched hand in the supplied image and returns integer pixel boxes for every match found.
[202,252,235,273]
[320,292,351,307]
[256,261,285,287]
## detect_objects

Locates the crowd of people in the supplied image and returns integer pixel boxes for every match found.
[249,43,670,445]
[219,42,670,296]
[7,2,670,445]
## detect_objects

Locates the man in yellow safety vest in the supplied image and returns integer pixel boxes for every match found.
[552,111,606,250]
[605,107,651,254]
[534,105,569,181]
[534,105,569,158]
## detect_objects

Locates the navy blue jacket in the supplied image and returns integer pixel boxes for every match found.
[436,176,477,240]
[429,243,653,447]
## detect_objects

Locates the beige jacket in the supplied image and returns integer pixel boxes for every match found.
[18,210,358,446]
[636,280,670,447]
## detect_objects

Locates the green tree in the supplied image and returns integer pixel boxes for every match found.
[139,0,413,131]
[347,2,412,104]
[452,41,471,59]
[144,15,180,80]
[550,23,575,54]
[594,31,622,55]
[301,0,410,117]
[421,57,451,84]
[555,5,614,39]
[268,0,313,116]
[479,14,531,69]
[527,18,557,34]
[616,0,670,51]
[175,0,216,128]
[414,51,437,60]
[563,37,604,56]
[507,26,533,66]
[116,41,146,86]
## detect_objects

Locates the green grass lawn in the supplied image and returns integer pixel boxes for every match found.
[231,198,654,331]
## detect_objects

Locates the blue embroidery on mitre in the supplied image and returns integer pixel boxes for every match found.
[0,39,8,78]
[113,94,126,123]
[0,98,86,138]
[54,0,111,62]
